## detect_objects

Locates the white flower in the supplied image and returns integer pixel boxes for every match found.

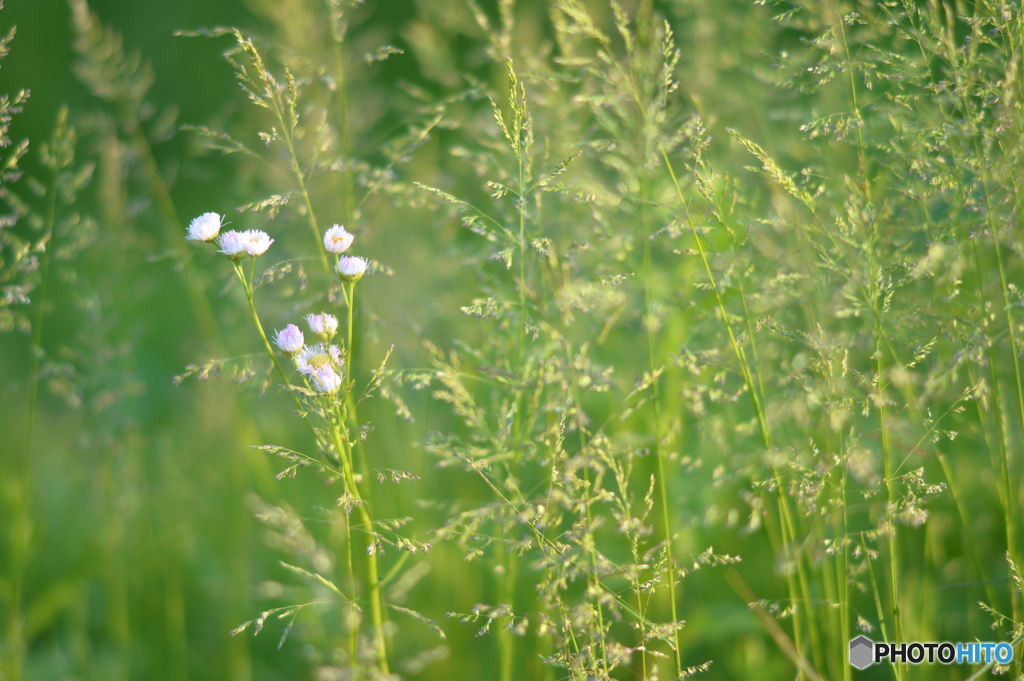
[306,312,339,339]
[273,323,304,355]
[242,229,274,256]
[328,343,343,365]
[323,224,354,254]
[311,365,342,394]
[337,255,367,281]
[296,344,327,375]
[218,230,248,259]
[222,229,273,258]
[186,212,222,242]
[296,343,344,376]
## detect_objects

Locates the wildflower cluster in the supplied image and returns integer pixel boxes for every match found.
[185,209,403,676]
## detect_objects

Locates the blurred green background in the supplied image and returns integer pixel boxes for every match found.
[3,0,1023,680]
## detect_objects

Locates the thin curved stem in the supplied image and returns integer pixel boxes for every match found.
[270,106,330,277]
[232,261,309,424]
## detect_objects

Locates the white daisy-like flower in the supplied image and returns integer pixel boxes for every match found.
[306,312,339,339]
[186,212,222,242]
[296,344,327,375]
[273,323,304,355]
[337,255,368,281]
[323,224,355,254]
[311,365,342,394]
[296,343,344,376]
[242,229,274,256]
[218,230,248,259]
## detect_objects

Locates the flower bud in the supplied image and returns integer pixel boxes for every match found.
[273,323,304,355]
[337,255,367,282]
[186,212,222,242]
[218,230,248,260]
[306,312,339,340]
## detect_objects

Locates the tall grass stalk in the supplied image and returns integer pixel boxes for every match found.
[661,147,826,680]
[960,108,1024,626]
[640,173,679,678]
[15,107,80,681]
[329,414,389,674]
[340,277,390,673]
[572,9,685,672]
[829,6,904,671]
[16,131,62,680]
[24,139,58,451]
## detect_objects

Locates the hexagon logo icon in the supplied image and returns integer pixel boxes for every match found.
[849,635,875,670]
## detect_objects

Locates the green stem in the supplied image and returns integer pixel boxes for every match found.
[661,148,811,676]
[663,153,769,443]
[866,236,901,679]
[565,345,610,677]
[833,5,902,674]
[861,533,894,647]
[641,173,680,679]
[340,442,359,668]
[339,278,373,505]
[334,278,388,673]
[228,257,371,673]
[974,161,1024,625]
[831,0,870,197]
[330,40,355,225]
[231,261,315,434]
[26,164,59,448]
[346,280,355,391]
[498,117,530,681]
[273,107,330,277]
[330,416,389,674]
[11,147,60,681]
[837,439,851,681]
[955,97,1023,637]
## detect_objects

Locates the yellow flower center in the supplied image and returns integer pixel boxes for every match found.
[308,353,330,369]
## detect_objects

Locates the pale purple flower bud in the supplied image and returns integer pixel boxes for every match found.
[337,255,367,281]
[218,230,248,259]
[273,324,304,355]
[306,312,339,339]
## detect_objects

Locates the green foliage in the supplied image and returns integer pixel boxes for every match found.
[5,1,1024,680]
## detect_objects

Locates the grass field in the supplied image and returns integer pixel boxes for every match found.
[3,0,1024,679]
